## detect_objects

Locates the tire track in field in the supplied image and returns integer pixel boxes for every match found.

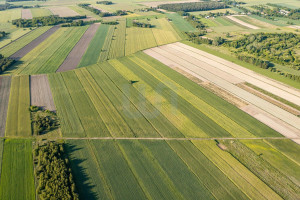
[9,26,60,60]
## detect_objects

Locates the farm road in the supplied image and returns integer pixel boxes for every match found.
[227,15,260,29]
[9,26,60,60]
[56,23,100,72]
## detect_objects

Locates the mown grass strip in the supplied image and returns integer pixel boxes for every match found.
[78,24,109,68]
[61,71,109,137]
[0,139,35,200]
[5,76,31,137]
[48,73,85,137]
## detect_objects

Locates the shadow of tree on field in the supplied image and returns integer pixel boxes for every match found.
[64,143,99,200]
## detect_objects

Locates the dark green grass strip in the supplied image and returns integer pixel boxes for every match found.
[136,52,281,137]
[166,13,196,32]
[0,139,35,200]
[78,25,109,68]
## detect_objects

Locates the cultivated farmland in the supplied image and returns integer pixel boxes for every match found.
[21,9,32,19]
[0,76,11,136]
[48,7,80,17]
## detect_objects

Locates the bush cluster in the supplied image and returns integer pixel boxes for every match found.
[132,21,152,28]
[12,15,87,27]
[33,141,79,200]
[96,1,113,5]
[237,54,272,69]
[0,54,15,74]
[158,2,227,12]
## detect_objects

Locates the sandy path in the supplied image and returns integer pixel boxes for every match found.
[56,23,100,72]
[30,74,56,111]
[22,9,33,19]
[48,7,79,17]
[9,26,60,60]
[227,15,260,29]
[144,47,300,133]
[174,42,300,100]
[0,76,11,137]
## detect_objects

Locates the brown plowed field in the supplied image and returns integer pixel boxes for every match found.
[30,74,56,111]
[9,26,60,60]
[56,23,100,72]
[144,43,300,138]
[0,76,11,137]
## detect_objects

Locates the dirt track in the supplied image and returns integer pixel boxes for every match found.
[30,75,56,111]
[227,15,260,29]
[57,23,100,72]
[0,76,11,137]
[22,9,32,19]
[144,43,300,141]
[9,26,60,60]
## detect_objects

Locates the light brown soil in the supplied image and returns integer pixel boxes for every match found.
[48,7,80,17]
[57,23,100,72]
[22,9,32,19]
[0,76,11,137]
[227,15,260,29]
[30,74,56,111]
[144,44,300,133]
[237,83,300,116]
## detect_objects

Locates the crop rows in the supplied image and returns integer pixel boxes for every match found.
[108,20,126,59]
[15,26,87,74]
[0,76,11,136]
[0,139,35,200]
[78,24,110,68]
[98,25,115,62]
[0,26,51,57]
[166,13,196,32]
[5,76,31,137]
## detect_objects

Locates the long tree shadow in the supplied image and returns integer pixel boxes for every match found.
[64,143,99,200]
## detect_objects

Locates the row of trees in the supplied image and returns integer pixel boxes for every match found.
[12,15,86,27]
[249,5,300,20]
[224,33,300,68]
[0,54,15,74]
[78,3,127,17]
[7,0,46,2]
[0,3,22,11]
[158,2,227,12]
[236,54,272,69]
[33,141,79,200]
[96,1,113,5]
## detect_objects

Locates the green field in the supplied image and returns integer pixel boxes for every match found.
[108,20,126,59]
[166,13,197,32]
[0,139,35,200]
[5,76,31,137]
[0,26,51,57]
[30,8,52,17]
[78,24,109,68]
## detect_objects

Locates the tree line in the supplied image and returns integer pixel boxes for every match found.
[78,3,127,17]
[12,15,87,27]
[132,21,153,28]
[158,2,227,12]
[96,1,113,5]
[33,141,79,200]
[0,54,15,74]
[224,32,300,69]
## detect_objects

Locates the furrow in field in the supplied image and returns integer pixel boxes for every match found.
[0,76,11,137]
[30,74,56,111]
[9,26,60,60]
[57,23,100,72]
[144,46,300,138]
[174,42,300,99]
